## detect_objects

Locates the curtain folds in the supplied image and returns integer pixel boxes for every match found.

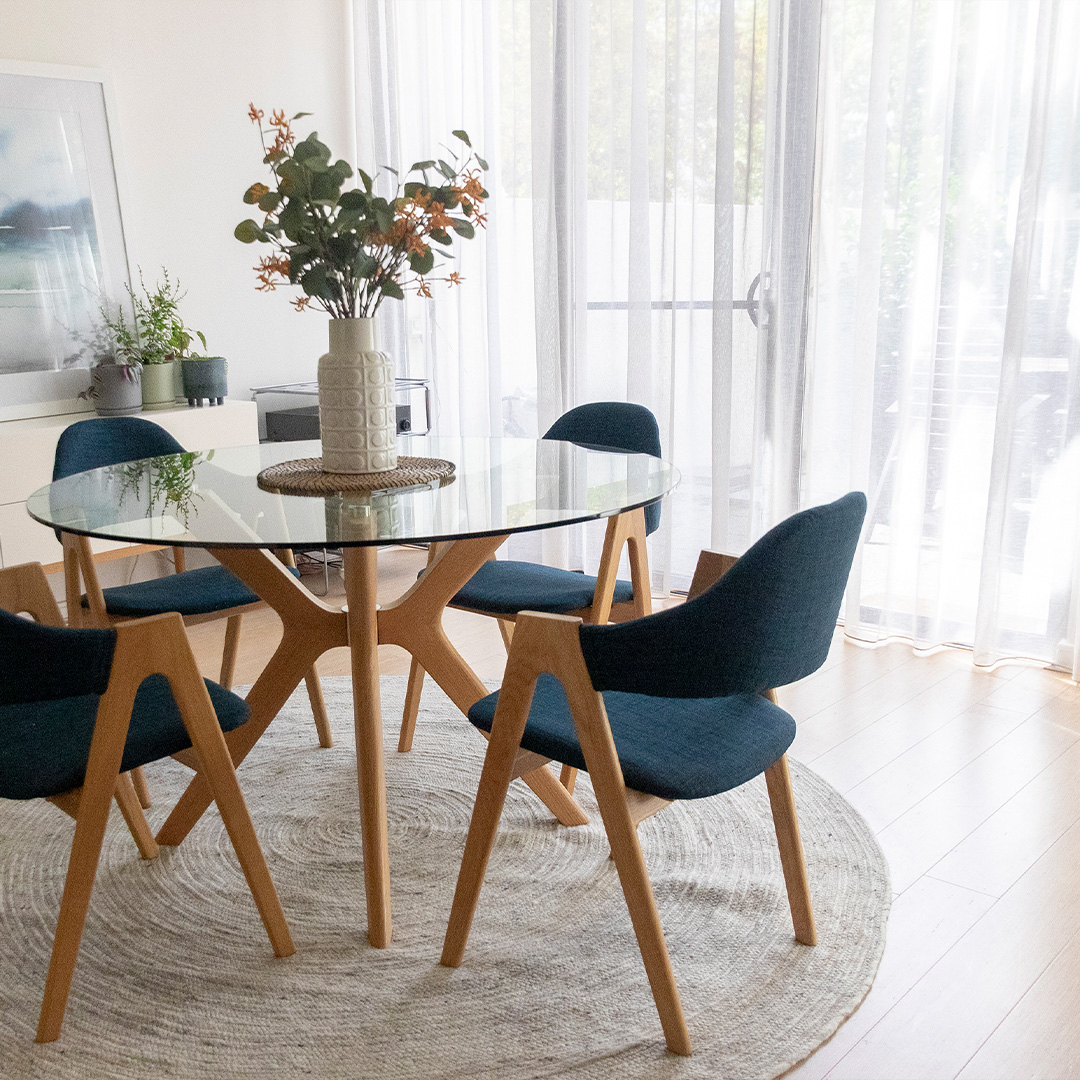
[355,0,1080,673]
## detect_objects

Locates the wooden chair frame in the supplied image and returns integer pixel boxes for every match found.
[62,532,332,806]
[0,562,295,1042]
[398,505,654,799]
[0,561,159,860]
[440,550,817,1057]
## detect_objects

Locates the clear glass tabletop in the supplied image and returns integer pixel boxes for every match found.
[27,436,679,549]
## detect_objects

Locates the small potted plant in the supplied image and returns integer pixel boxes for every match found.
[127,268,187,411]
[78,302,142,417]
[180,344,229,407]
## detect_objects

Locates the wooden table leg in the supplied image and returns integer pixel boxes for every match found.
[378,536,589,828]
[156,547,348,846]
[343,546,392,948]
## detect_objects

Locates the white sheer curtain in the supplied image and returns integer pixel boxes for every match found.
[354,0,768,584]
[354,0,1080,672]
[812,0,1080,671]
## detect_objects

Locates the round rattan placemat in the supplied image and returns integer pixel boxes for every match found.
[258,456,455,495]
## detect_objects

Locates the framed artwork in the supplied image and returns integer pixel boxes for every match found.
[0,60,132,416]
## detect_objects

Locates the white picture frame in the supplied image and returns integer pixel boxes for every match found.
[0,59,134,419]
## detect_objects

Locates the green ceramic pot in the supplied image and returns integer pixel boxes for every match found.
[141,360,177,412]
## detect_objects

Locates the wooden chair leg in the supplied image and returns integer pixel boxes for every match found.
[166,635,295,959]
[570,684,692,1057]
[113,773,159,860]
[219,614,242,690]
[441,665,538,968]
[497,618,515,651]
[36,681,135,1042]
[764,753,817,946]
[398,657,426,753]
[62,537,83,628]
[36,790,114,1042]
[559,764,578,793]
[305,664,333,748]
[129,765,152,809]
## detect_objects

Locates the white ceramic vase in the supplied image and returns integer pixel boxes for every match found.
[318,318,398,474]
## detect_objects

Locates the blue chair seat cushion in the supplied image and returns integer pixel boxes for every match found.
[449,561,634,616]
[468,674,796,801]
[82,563,299,618]
[0,674,249,801]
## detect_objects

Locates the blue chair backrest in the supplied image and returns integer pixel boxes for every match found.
[0,608,115,706]
[579,492,867,698]
[543,402,664,535]
[53,417,185,482]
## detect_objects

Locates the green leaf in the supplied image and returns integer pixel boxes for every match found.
[291,111,313,119]
[257,191,280,213]
[408,247,435,275]
[476,156,489,170]
[380,278,404,300]
[355,254,379,278]
[278,200,308,242]
[294,135,332,171]
[338,189,368,211]
[310,170,343,202]
[448,217,475,239]
[429,228,451,246]
[409,160,436,172]
[234,219,263,243]
[402,181,423,198]
[328,234,358,265]
[357,168,373,193]
[436,159,457,181]
[243,185,261,205]
[373,204,394,233]
[452,129,472,147]
[301,266,332,299]
[330,159,354,182]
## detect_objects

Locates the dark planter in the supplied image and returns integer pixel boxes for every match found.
[91,364,142,416]
[181,356,228,407]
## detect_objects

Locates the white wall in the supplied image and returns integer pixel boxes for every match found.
[0,0,355,397]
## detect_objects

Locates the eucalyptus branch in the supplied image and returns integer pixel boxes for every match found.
[237,106,489,323]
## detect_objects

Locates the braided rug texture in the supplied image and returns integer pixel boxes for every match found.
[0,677,889,1080]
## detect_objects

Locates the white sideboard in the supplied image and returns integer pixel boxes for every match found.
[0,401,259,571]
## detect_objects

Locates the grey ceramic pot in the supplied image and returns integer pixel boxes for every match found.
[91,364,142,416]
[181,356,228,407]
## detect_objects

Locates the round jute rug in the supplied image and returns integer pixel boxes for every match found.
[0,678,889,1080]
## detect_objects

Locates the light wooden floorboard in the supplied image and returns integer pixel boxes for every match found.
[177,546,1080,1079]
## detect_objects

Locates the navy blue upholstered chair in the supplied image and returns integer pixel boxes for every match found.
[53,418,332,791]
[440,492,867,1056]
[398,402,664,774]
[0,561,293,1042]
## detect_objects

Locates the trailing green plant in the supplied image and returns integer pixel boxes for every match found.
[127,268,207,364]
[75,300,140,400]
[235,105,489,319]
[118,450,213,525]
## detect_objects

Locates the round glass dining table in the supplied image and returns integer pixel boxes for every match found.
[28,435,679,947]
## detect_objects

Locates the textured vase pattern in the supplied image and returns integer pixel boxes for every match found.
[318,318,398,474]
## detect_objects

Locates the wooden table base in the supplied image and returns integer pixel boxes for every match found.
[154,537,588,947]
